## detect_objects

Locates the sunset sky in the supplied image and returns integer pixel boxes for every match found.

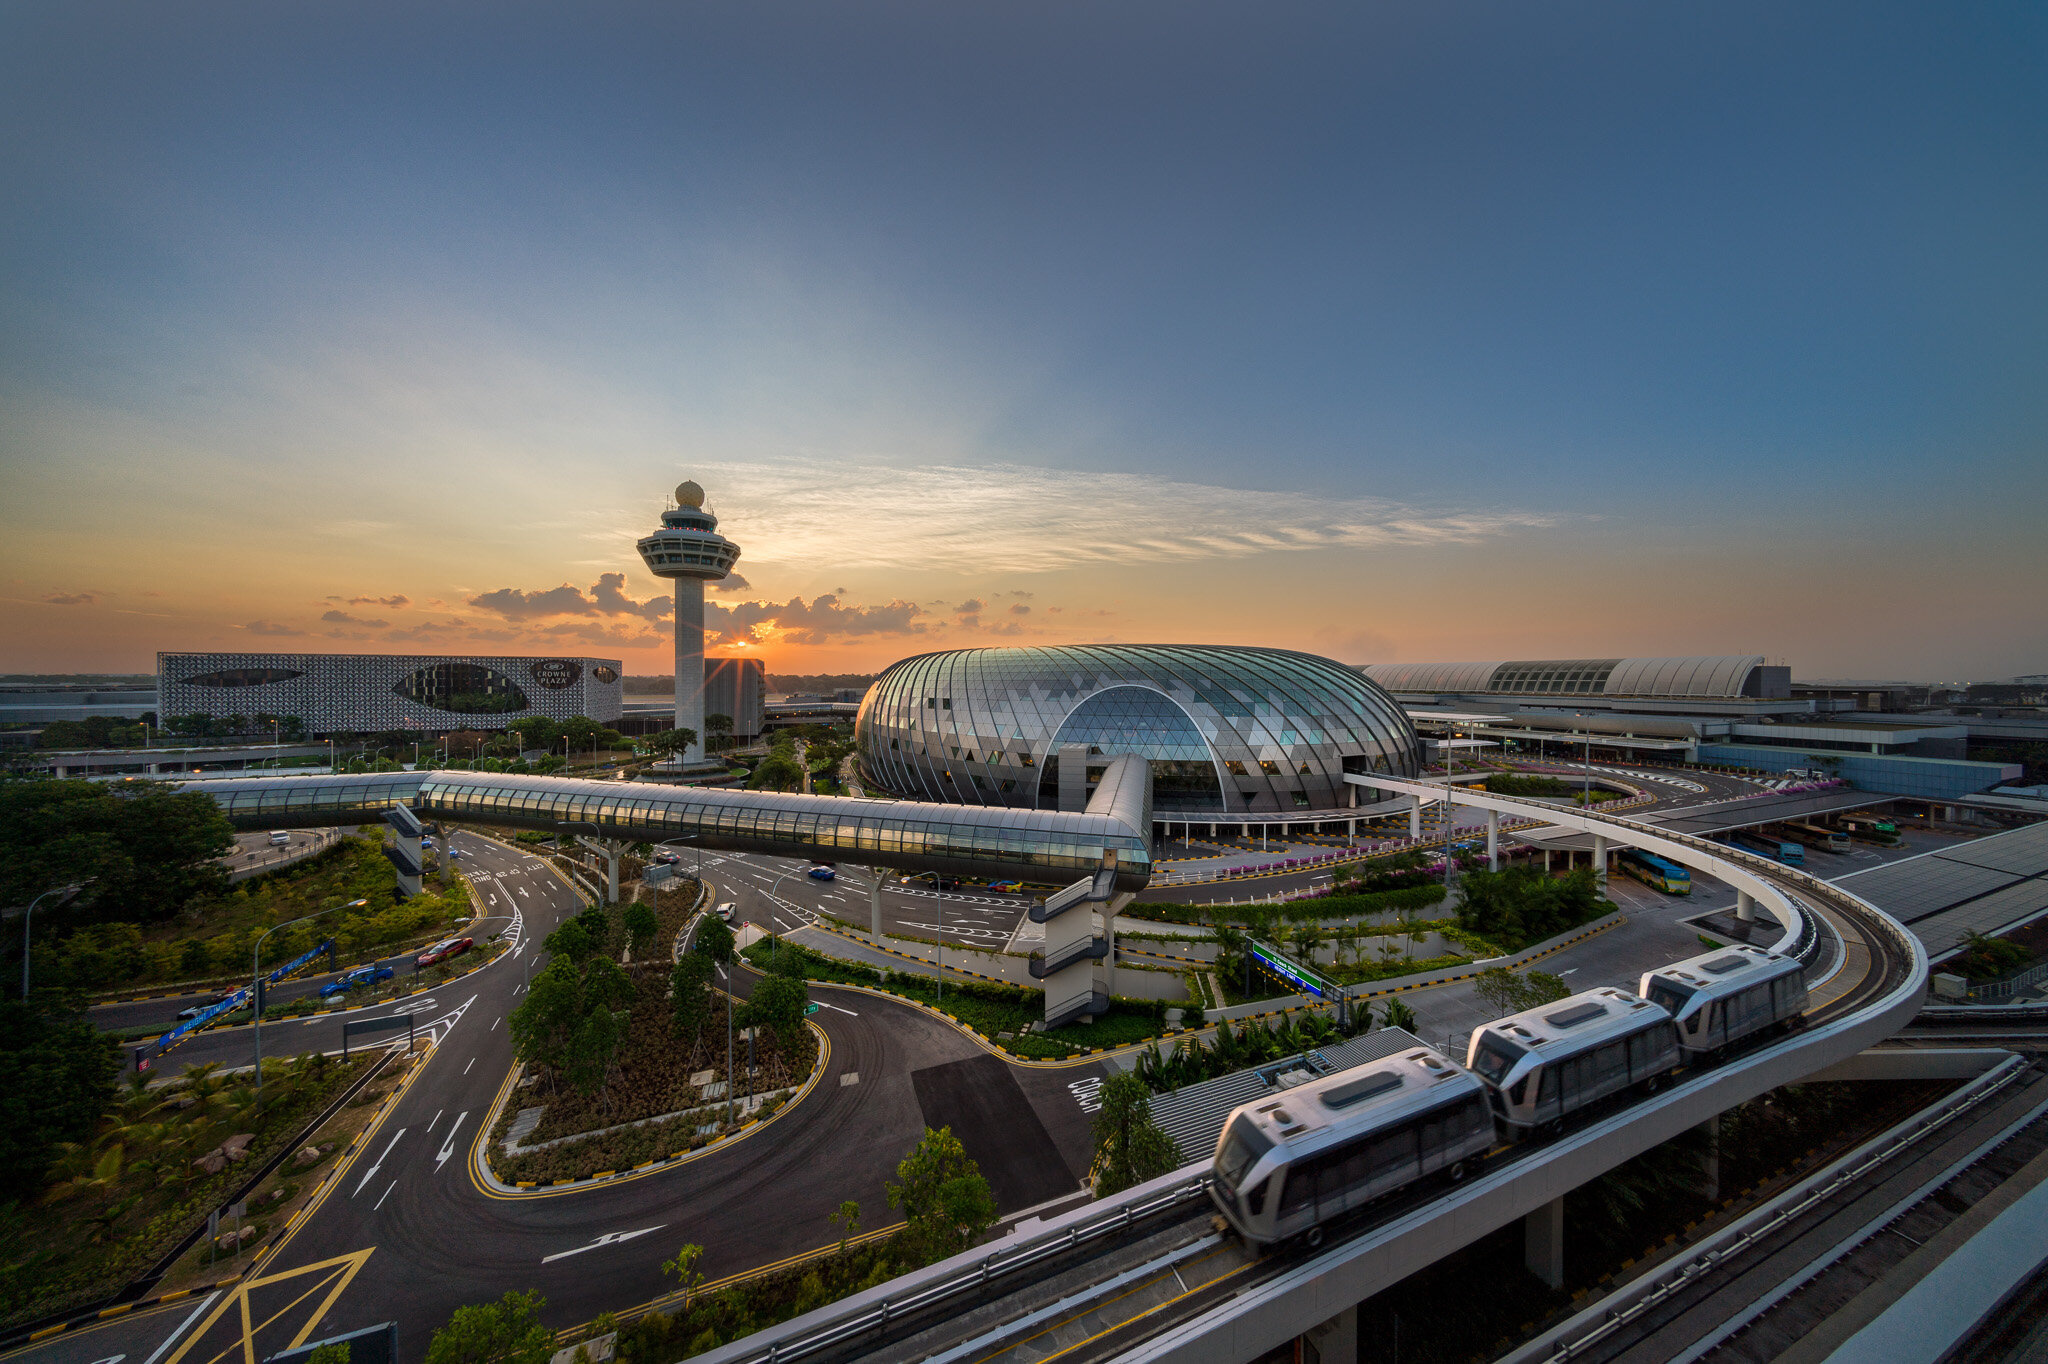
[4,3,2044,681]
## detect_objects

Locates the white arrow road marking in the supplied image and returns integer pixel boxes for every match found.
[353,1129,406,1195]
[518,885,531,897]
[389,997,439,1016]
[436,1112,468,1169]
[814,1000,859,1016]
[541,1226,667,1264]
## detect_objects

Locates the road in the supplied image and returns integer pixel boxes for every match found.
[17,834,1109,1364]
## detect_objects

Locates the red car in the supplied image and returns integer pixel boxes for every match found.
[416,936,474,967]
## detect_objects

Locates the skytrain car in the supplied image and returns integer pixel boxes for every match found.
[1466,988,1681,1138]
[1640,945,1807,1058]
[1210,1048,1493,1247]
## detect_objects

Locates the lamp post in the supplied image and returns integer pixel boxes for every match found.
[252,897,367,1102]
[21,881,91,998]
[1443,728,1458,897]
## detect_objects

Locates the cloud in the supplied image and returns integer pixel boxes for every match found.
[321,609,390,628]
[710,573,751,594]
[467,583,599,619]
[1009,603,1031,616]
[588,573,671,621]
[43,592,96,606]
[240,620,304,636]
[328,593,410,608]
[707,593,927,648]
[690,457,1561,574]
[955,598,985,616]
[468,574,670,622]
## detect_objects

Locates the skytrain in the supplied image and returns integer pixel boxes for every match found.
[1209,944,1806,1246]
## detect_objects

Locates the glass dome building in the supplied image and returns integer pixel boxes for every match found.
[856,645,1419,817]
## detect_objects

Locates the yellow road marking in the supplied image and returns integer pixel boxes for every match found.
[162,1249,373,1364]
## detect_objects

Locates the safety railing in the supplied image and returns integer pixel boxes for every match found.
[700,1176,1214,1364]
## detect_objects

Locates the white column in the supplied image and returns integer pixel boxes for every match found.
[1487,808,1500,871]
[1592,833,1608,882]
[1736,890,1755,923]
[1408,799,1422,839]
[673,576,707,765]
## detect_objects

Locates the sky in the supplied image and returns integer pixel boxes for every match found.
[3,2,2044,682]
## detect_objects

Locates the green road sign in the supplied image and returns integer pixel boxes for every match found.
[804,1002,820,1015]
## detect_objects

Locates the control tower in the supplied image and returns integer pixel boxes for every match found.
[636,480,742,766]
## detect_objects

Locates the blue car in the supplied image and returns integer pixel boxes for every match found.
[807,866,836,882]
[319,965,395,998]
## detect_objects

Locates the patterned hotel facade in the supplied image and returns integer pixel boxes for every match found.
[156,653,624,735]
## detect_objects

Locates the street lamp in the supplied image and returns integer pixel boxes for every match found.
[252,897,367,1102]
[20,880,91,998]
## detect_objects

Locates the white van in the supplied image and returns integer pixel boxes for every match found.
[268,831,292,847]
[716,902,736,922]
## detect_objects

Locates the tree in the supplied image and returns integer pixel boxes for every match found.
[748,752,806,792]
[744,975,810,1049]
[888,1127,998,1263]
[830,1199,862,1253]
[0,780,234,926]
[694,916,735,963]
[508,716,565,752]
[423,1290,556,1364]
[541,919,597,964]
[563,1004,627,1099]
[305,1346,349,1364]
[1087,1073,1181,1197]
[622,902,659,957]
[1474,966,1522,1018]
[704,713,734,753]
[508,959,584,1079]
[662,1242,705,1305]
[669,954,714,1058]
[0,997,120,1203]
[642,727,699,759]
[1379,998,1418,1033]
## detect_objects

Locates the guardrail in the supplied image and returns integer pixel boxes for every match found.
[696,1177,1215,1364]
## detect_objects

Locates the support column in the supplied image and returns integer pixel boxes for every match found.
[1487,808,1500,871]
[575,835,628,904]
[1525,1195,1565,1289]
[1736,890,1756,923]
[1103,891,1133,1000]
[1543,849,1553,873]
[1302,1304,1357,1364]
[673,576,708,765]
[868,868,896,937]
[1592,834,1608,883]
[1700,1115,1721,1202]
[1409,798,1422,839]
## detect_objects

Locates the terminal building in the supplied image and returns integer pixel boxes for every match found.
[856,644,1420,818]
[156,652,623,736]
[1362,655,2022,801]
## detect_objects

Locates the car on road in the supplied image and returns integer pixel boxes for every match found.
[807,866,837,881]
[416,936,474,967]
[319,965,395,998]
[652,850,682,865]
[268,830,292,847]
[987,880,1024,893]
[716,902,736,921]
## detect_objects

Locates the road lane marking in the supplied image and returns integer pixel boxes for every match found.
[435,1112,468,1170]
[814,1000,859,1016]
[374,1180,396,1210]
[490,1016,500,1030]
[540,1226,666,1264]
[140,1292,219,1364]
[427,1109,442,1132]
[353,1129,406,1196]
[464,1056,476,1074]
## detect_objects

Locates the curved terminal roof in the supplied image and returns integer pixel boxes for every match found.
[1361,655,1769,701]
[857,644,1417,815]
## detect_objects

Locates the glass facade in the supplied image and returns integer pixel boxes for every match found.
[856,645,1419,816]
[177,770,1152,891]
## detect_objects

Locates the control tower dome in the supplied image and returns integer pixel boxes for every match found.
[636,480,742,765]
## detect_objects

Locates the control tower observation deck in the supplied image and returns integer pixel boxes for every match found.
[635,480,741,766]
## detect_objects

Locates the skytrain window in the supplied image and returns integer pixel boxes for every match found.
[1471,1038,1522,1084]
[1217,1117,1271,1186]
